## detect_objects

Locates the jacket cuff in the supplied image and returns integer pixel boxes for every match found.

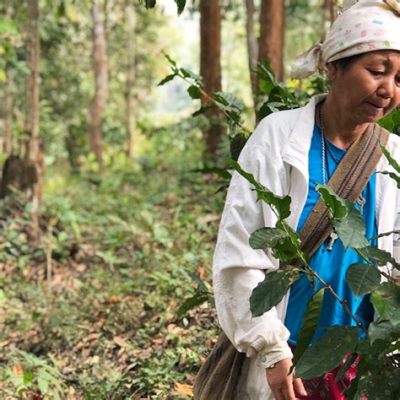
[255,341,293,369]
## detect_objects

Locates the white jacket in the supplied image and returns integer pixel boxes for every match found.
[213,95,400,399]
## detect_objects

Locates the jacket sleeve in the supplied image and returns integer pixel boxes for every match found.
[213,128,293,369]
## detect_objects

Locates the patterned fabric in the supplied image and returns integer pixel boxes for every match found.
[291,0,400,79]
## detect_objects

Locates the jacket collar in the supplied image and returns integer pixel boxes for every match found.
[282,94,327,180]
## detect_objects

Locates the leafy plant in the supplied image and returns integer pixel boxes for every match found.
[232,154,400,398]
[1,350,65,399]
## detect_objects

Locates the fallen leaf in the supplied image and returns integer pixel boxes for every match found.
[175,382,193,396]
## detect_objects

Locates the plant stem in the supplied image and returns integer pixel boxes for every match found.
[176,71,252,136]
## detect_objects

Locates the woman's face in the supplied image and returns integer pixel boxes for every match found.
[327,50,400,125]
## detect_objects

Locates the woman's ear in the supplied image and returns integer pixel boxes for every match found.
[326,62,338,81]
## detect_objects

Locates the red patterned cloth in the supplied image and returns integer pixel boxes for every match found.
[290,346,367,400]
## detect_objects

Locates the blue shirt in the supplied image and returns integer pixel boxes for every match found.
[284,125,376,345]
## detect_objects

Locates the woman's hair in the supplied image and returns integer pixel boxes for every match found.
[333,53,364,70]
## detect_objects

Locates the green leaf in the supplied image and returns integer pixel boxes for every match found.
[192,104,212,117]
[346,263,381,296]
[187,85,202,99]
[368,320,400,343]
[380,143,400,174]
[231,160,291,220]
[295,327,359,379]
[157,73,176,86]
[371,282,400,325]
[249,227,287,249]
[174,0,186,14]
[164,53,177,67]
[144,0,157,9]
[293,289,324,367]
[250,269,299,317]
[333,205,368,249]
[379,170,400,188]
[357,246,400,270]
[180,68,202,83]
[230,134,247,161]
[38,375,49,394]
[177,291,209,318]
[316,185,348,220]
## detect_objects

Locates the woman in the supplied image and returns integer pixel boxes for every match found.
[212,1,400,399]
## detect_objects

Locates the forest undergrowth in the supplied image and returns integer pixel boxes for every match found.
[0,136,223,399]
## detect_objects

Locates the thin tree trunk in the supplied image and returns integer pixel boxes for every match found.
[88,0,108,174]
[200,0,224,160]
[25,0,42,239]
[245,0,258,118]
[3,68,13,154]
[258,0,285,81]
[126,5,136,159]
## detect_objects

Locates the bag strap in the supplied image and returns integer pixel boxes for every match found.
[299,122,389,258]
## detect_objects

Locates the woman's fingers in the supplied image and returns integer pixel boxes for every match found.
[293,377,308,397]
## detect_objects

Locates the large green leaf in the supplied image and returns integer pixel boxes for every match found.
[316,185,348,220]
[333,205,368,249]
[371,282,400,325]
[249,227,286,249]
[357,246,400,271]
[295,327,359,379]
[368,320,400,344]
[250,269,299,317]
[346,263,381,297]
[316,185,368,249]
[231,160,291,220]
[292,289,324,367]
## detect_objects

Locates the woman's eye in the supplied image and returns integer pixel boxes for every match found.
[369,69,384,76]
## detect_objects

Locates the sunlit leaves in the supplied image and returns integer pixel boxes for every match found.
[346,263,381,297]
[380,143,400,188]
[250,269,299,317]
[295,327,359,379]
[357,246,400,271]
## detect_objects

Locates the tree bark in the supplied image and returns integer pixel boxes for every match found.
[23,0,43,239]
[200,0,224,160]
[245,0,258,117]
[126,4,136,159]
[88,0,108,174]
[3,69,13,154]
[258,0,285,81]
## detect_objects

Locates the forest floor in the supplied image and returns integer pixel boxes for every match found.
[0,146,224,399]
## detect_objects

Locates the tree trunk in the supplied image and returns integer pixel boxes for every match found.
[200,0,224,161]
[88,0,108,174]
[3,68,13,154]
[321,0,337,40]
[258,0,285,81]
[245,0,258,118]
[126,5,136,159]
[23,0,43,239]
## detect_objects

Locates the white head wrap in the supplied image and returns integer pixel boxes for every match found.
[291,0,400,79]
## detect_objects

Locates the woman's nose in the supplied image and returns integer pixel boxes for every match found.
[377,77,395,98]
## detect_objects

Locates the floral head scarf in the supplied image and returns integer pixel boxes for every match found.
[291,0,400,79]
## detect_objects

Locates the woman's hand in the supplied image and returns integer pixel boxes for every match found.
[266,358,307,400]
